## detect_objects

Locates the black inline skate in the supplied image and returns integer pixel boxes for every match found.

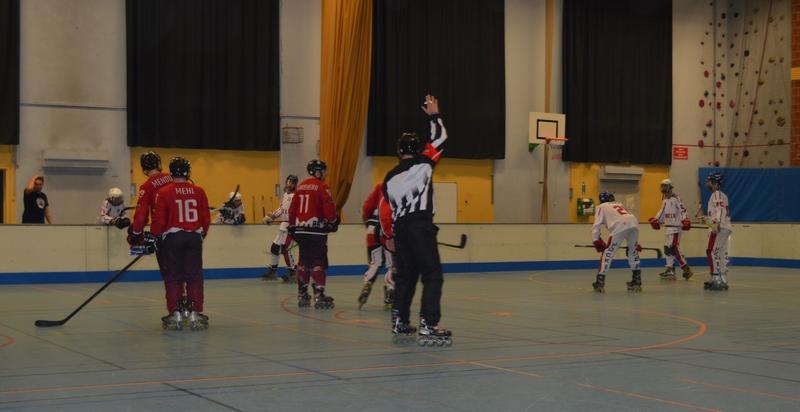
[703,274,729,291]
[383,286,394,311]
[283,268,297,284]
[658,267,676,281]
[680,264,694,280]
[391,312,417,344]
[161,311,183,330]
[592,274,606,293]
[174,298,208,331]
[298,285,312,307]
[357,282,373,310]
[261,265,279,281]
[417,317,452,347]
[314,288,335,309]
[626,270,642,292]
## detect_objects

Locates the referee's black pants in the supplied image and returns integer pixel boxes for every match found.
[392,215,444,326]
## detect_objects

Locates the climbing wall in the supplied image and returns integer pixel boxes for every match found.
[696,0,791,167]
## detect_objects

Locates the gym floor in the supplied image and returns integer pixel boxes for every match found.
[0,268,799,411]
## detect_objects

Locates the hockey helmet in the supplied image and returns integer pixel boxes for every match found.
[286,174,299,185]
[599,192,615,203]
[307,160,327,177]
[659,178,673,194]
[140,151,162,172]
[706,171,723,186]
[228,192,242,201]
[169,157,191,178]
[108,187,124,200]
[397,132,422,156]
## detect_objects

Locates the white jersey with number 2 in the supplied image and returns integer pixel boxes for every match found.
[592,202,639,240]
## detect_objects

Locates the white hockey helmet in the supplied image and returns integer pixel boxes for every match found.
[108,187,124,199]
[229,192,243,201]
[659,179,673,194]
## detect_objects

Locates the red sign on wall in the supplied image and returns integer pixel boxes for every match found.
[673,146,689,160]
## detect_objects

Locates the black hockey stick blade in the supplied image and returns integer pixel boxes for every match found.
[438,234,467,249]
[666,224,709,229]
[574,244,662,259]
[34,254,144,328]
[642,247,663,259]
[34,319,66,327]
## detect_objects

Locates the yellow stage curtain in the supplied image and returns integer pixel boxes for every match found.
[319,0,372,211]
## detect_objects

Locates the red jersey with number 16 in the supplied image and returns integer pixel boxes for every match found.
[288,177,336,235]
[151,182,211,237]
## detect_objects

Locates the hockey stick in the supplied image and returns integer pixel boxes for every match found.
[438,234,467,249]
[261,195,266,220]
[34,254,144,327]
[222,184,241,208]
[574,244,663,259]
[666,224,709,229]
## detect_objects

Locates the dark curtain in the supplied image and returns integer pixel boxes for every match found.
[0,0,19,145]
[562,0,672,164]
[367,0,505,159]
[126,0,280,150]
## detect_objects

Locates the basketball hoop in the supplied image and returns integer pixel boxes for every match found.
[545,137,567,150]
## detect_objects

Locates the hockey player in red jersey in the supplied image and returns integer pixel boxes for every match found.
[288,160,339,309]
[151,157,211,330]
[357,183,396,310]
[127,151,173,266]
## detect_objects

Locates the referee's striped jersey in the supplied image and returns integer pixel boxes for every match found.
[382,115,448,223]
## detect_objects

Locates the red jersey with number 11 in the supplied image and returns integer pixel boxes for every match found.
[288,177,336,235]
[151,182,211,237]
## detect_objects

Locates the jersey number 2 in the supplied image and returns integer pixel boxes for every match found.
[297,194,311,214]
[612,205,629,215]
[175,199,199,223]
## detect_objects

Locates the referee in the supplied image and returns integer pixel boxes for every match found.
[382,94,452,345]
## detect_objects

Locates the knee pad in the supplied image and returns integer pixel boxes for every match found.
[270,243,281,255]
[663,246,674,257]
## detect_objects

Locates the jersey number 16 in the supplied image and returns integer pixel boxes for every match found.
[175,199,199,223]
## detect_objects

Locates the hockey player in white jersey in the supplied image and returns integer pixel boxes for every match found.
[98,187,130,229]
[591,192,642,292]
[261,175,298,282]
[214,192,246,225]
[648,179,694,281]
[703,172,732,291]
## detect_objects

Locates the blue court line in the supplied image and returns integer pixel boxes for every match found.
[0,257,796,285]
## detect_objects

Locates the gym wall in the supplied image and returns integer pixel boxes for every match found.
[129,148,282,223]
[0,223,797,284]
[0,145,14,223]
[16,0,129,224]
[4,0,795,226]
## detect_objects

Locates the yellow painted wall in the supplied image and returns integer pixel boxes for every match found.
[569,163,669,223]
[372,157,494,223]
[0,145,16,223]
[130,148,281,223]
